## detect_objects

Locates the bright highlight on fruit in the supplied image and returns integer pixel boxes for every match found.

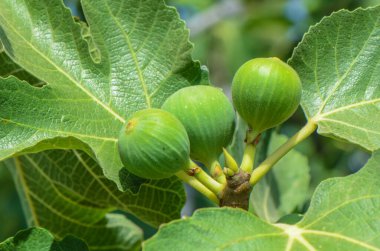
[232,57,302,138]
[118,108,190,179]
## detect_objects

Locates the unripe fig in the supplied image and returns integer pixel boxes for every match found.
[161,85,235,167]
[232,58,301,135]
[118,108,190,179]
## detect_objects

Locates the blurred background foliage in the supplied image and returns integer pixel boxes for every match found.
[1,0,378,242]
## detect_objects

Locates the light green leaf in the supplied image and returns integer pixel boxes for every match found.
[144,151,380,250]
[0,0,208,189]
[0,227,89,251]
[144,208,287,250]
[250,132,310,223]
[289,6,380,151]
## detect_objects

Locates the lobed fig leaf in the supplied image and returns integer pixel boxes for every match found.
[232,58,302,135]
[118,109,190,179]
[162,86,236,167]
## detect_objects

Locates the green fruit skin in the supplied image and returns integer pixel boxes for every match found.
[161,86,236,166]
[118,108,190,179]
[232,58,301,134]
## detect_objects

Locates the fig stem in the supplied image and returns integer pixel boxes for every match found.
[190,161,224,195]
[209,160,227,185]
[240,143,257,173]
[175,170,219,204]
[249,121,317,186]
[223,167,235,177]
[240,131,260,173]
[246,130,260,144]
[223,148,239,173]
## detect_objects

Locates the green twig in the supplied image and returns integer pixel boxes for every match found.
[250,121,317,186]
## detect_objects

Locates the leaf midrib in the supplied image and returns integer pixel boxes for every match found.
[300,194,380,229]
[317,118,380,136]
[315,98,380,120]
[1,118,118,142]
[278,224,380,251]
[303,230,380,251]
[104,1,152,108]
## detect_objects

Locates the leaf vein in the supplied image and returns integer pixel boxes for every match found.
[0,12,126,123]
[104,0,151,108]
[301,194,380,229]
[1,118,118,142]
[315,14,380,116]
[303,230,380,251]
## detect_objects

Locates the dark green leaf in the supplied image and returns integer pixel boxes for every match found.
[10,150,184,227]
[4,149,184,250]
[0,227,88,251]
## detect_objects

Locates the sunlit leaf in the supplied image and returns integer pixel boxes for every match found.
[144,151,380,250]
[289,6,380,151]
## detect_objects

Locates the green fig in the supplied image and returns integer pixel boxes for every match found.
[161,85,235,168]
[232,57,301,136]
[118,108,190,179]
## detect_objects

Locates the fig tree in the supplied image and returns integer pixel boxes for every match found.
[118,108,190,179]
[161,85,235,168]
[232,57,301,137]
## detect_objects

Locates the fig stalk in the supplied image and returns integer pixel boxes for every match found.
[240,143,257,174]
[176,171,219,204]
[209,160,226,185]
[188,161,224,195]
[240,132,260,173]
[222,148,239,173]
[223,167,235,177]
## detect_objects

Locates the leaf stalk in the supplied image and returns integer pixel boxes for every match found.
[249,120,317,186]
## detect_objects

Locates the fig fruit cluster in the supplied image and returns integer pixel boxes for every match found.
[118,86,235,179]
[118,57,301,179]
